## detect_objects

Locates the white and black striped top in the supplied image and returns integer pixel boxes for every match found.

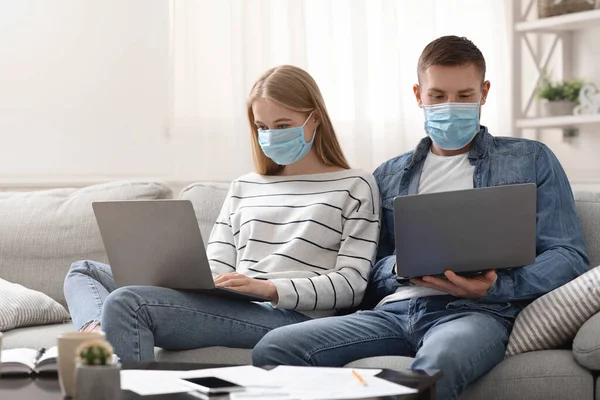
[207,169,381,318]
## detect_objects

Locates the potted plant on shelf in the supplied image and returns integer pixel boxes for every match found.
[537,73,583,117]
[74,339,121,400]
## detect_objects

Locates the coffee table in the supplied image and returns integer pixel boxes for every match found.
[0,362,442,400]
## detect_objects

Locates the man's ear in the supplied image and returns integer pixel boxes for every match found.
[413,84,423,108]
[480,81,491,105]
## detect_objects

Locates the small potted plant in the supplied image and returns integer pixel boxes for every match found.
[74,339,120,400]
[537,72,583,117]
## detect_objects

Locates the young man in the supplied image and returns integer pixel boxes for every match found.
[251,36,589,400]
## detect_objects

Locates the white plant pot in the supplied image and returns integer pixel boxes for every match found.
[542,100,576,117]
[75,363,121,400]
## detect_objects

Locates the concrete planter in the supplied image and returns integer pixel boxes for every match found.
[75,363,121,400]
[542,100,576,117]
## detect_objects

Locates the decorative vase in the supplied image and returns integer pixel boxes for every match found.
[542,100,576,117]
[74,362,121,400]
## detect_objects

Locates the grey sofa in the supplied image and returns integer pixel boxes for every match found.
[1,181,599,400]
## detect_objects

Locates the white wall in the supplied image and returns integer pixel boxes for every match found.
[1,1,598,191]
[0,0,173,188]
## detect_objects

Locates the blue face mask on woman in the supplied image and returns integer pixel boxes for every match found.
[423,102,480,150]
[258,111,316,165]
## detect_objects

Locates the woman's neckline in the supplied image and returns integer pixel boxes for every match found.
[250,168,360,179]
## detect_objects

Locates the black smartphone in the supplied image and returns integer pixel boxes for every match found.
[183,377,245,394]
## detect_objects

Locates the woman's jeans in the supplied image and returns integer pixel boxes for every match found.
[64,260,311,361]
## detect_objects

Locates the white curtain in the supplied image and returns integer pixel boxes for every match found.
[170,0,511,181]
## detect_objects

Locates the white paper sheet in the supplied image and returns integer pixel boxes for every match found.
[230,388,298,400]
[120,370,191,395]
[266,366,382,385]
[285,374,416,400]
[120,365,416,399]
[121,366,277,396]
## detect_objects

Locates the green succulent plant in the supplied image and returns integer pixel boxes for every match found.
[76,339,114,366]
[537,72,583,103]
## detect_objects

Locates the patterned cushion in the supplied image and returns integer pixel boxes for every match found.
[506,266,600,357]
[0,278,71,332]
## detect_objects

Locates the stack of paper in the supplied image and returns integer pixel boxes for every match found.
[120,365,417,399]
[120,366,278,395]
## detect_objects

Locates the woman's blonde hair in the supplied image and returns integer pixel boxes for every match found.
[247,65,350,175]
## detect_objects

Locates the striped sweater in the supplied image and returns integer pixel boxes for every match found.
[207,169,381,318]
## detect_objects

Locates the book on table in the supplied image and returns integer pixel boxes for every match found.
[0,346,58,375]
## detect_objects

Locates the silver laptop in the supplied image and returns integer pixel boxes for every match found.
[393,184,536,278]
[92,200,269,302]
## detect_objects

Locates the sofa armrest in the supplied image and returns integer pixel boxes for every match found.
[573,311,600,370]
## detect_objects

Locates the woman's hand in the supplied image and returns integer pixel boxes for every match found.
[214,273,279,302]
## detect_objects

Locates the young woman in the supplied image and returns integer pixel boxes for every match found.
[64,65,381,361]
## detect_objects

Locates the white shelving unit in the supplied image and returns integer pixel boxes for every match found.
[512,1,600,135]
[516,114,600,129]
[515,8,600,32]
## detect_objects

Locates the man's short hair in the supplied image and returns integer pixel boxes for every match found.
[418,36,486,81]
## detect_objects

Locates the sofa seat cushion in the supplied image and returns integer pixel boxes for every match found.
[347,350,593,400]
[155,347,251,365]
[462,350,593,400]
[0,181,172,307]
[345,356,413,370]
[573,310,600,370]
[2,322,74,349]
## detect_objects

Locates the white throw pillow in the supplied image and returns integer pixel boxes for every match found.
[506,265,600,357]
[0,278,71,332]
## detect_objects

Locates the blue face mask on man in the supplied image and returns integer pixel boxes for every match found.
[423,102,480,150]
[258,111,316,165]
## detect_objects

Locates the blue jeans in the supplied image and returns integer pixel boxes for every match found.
[252,296,512,400]
[63,261,312,361]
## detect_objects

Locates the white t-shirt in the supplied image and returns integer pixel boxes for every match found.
[418,150,475,194]
[377,150,475,306]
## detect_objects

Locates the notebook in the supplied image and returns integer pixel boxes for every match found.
[0,346,58,375]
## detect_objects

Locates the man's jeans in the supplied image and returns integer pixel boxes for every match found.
[64,261,311,361]
[253,296,512,400]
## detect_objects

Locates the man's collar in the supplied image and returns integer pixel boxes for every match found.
[407,126,489,170]
[468,125,490,161]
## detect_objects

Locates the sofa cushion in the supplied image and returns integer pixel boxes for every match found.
[0,181,172,307]
[0,278,71,332]
[462,350,593,400]
[574,191,600,268]
[506,265,600,357]
[573,310,600,370]
[345,355,413,370]
[2,322,73,350]
[179,182,230,245]
[348,350,593,400]
[155,347,251,365]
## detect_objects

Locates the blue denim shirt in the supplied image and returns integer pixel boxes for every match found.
[363,126,589,319]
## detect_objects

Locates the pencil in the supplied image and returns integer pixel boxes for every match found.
[352,369,368,386]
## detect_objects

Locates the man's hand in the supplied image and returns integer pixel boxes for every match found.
[410,270,497,299]
[214,273,279,302]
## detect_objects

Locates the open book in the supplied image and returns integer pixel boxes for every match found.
[0,346,58,375]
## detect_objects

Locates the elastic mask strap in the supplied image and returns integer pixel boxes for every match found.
[302,111,315,127]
